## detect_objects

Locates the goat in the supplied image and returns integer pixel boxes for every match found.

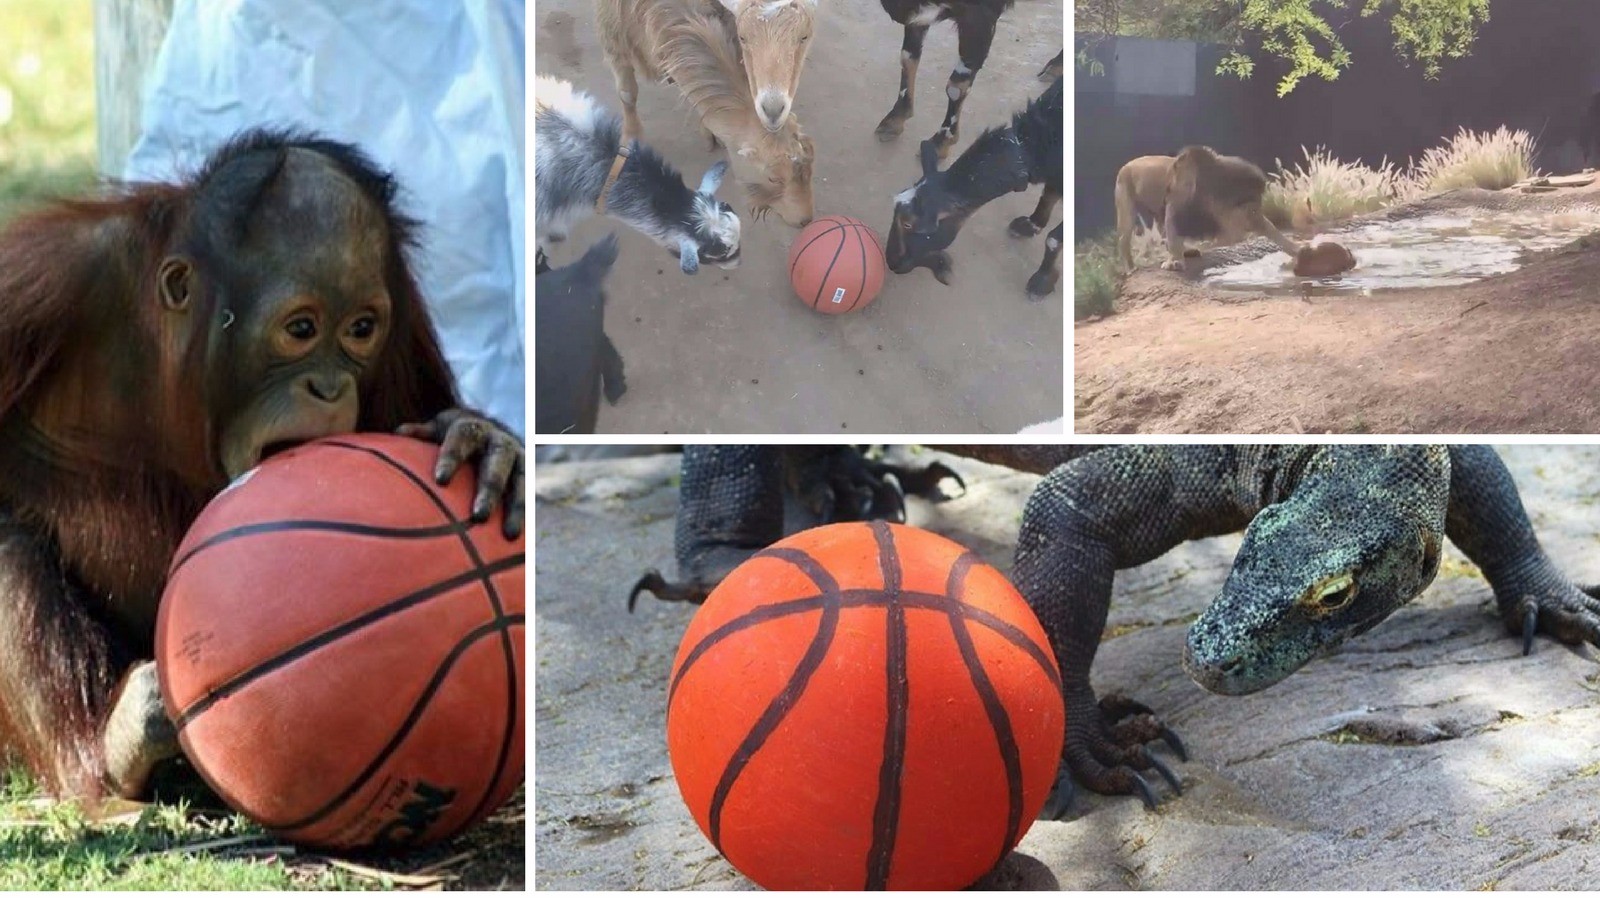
[596,0,816,226]
[874,0,1061,159]
[705,0,818,133]
[885,75,1062,300]
[535,75,739,274]
[1037,49,1063,82]
[535,233,624,435]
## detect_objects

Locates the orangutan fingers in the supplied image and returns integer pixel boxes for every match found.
[471,433,522,523]
[434,414,492,485]
[501,454,527,540]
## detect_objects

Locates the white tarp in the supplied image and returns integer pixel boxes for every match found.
[124,0,527,437]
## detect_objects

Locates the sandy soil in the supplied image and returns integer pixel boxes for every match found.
[1076,185,1600,434]
[535,0,1064,434]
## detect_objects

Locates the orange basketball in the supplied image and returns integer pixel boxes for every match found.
[787,214,887,314]
[155,433,525,851]
[666,521,1064,890]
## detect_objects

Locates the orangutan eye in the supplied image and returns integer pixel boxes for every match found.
[284,317,317,341]
[348,315,378,340]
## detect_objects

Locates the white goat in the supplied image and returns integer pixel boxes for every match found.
[534,75,741,274]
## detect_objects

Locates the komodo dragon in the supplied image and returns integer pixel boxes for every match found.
[631,445,1600,816]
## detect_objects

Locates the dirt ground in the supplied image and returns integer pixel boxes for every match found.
[1076,184,1600,434]
[534,0,1064,433]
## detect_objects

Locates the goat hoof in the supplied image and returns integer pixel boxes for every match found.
[1008,216,1040,238]
[1027,273,1058,300]
[874,118,906,141]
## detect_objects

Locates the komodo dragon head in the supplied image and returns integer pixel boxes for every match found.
[1183,445,1452,695]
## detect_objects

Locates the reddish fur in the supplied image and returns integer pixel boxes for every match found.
[0,161,459,797]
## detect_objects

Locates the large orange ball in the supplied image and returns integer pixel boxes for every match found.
[156,433,525,851]
[787,215,887,314]
[666,521,1064,890]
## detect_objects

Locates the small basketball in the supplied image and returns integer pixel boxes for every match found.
[666,521,1064,890]
[155,433,525,851]
[1293,240,1358,278]
[787,214,887,314]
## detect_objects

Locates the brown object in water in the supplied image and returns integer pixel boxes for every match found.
[1295,240,1358,278]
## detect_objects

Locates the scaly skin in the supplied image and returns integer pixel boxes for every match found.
[632,445,1600,816]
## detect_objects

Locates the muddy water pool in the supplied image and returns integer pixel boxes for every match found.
[1203,208,1600,294]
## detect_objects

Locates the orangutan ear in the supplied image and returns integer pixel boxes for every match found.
[158,257,194,311]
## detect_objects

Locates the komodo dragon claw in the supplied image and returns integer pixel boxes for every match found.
[1140,747,1183,795]
[627,570,712,611]
[869,459,967,503]
[1513,584,1600,656]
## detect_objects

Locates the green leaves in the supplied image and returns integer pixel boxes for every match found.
[1077,0,1491,96]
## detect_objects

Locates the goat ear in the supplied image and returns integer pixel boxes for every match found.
[679,238,700,274]
[919,140,941,177]
[698,161,729,195]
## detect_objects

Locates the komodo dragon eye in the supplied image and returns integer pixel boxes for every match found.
[1301,572,1358,617]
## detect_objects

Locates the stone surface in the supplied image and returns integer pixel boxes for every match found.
[533,447,1600,890]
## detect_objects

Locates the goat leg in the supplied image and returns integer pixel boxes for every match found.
[875,25,927,141]
[931,13,998,159]
[600,333,627,405]
[1038,50,1064,83]
[612,61,644,145]
[1010,184,1061,238]
[1027,222,1064,301]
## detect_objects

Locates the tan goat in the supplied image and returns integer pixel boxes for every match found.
[597,0,816,226]
[600,0,816,136]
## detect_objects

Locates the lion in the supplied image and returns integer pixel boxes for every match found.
[1114,146,1304,273]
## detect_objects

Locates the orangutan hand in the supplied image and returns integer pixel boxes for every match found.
[397,409,525,539]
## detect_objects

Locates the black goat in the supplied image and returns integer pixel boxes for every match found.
[885,75,1062,300]
[874,0,1062,158]
[535,234,625,435]
[1037,49,1063,82]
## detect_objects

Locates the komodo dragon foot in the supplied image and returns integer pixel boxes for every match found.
[628,447,966,612]
[1042,692,1187,819]
[1508,583,1600,656]
[788,448,966,524]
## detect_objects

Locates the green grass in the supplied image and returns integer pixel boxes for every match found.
[1074,234,1121,319]
[1410,125,1540,194]
[0,0,98,225]
[0,770,525,890]
[1264,146,1407,230]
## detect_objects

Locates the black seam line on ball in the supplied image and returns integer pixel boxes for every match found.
[322,439,522,825]
[668,546,839,706]
[271,614,524,833]
[811,225,848,308]
[942,551,1025,871]
[169,520,465,576]
[847,225,869,312]
[706,545,843,852]
[865,521,908,891]
[172,553,525,728]
[668,583,1061,711]
[788,219,844,280]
